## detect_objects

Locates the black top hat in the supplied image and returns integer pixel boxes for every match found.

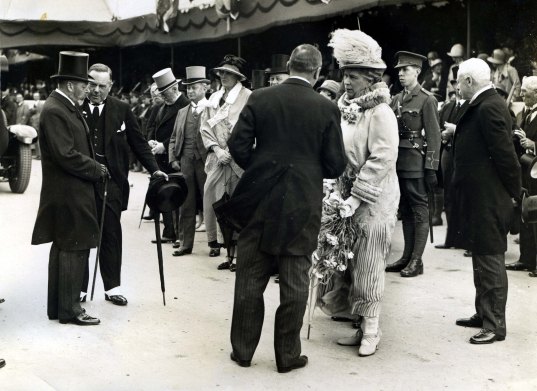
[394,51,427,69]
[265,54,290,75]
[50,51,90,82]
[146,173,188,213]
[250,70,266,90]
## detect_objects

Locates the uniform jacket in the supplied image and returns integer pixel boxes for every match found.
[32,91,102,251]
[391,83,441,178]
[81,96,159,211]
[226,78,348,256]
[168,102,208,164]
[452,88,521,254]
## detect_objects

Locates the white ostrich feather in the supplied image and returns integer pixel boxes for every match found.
[329,29,383,66]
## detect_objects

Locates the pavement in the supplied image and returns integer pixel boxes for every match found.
[0,159,536,391]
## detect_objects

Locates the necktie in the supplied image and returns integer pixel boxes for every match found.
[92,105,100,125]
[522,107,532,130]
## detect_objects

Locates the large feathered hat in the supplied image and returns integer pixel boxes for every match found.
[328,29,386,70]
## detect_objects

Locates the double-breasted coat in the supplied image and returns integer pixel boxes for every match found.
[227,78,348,256]
[32,91,103,251]
[452,88,521,254]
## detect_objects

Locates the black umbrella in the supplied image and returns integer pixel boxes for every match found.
[213,191,236,264]
[153,212,166,306]
[90,177,109,301]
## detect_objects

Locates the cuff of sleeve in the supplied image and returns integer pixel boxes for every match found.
[351,179,382,204]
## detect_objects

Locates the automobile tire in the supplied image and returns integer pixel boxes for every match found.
[9,143,32,193]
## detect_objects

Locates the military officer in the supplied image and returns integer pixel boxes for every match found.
[386,51,441,277]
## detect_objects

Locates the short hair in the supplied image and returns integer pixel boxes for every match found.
[89,63,113,79]
[522,76,537,92]
[288,44,322,73]
[458,58,491,84]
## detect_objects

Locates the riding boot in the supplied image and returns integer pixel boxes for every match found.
[401,222,428,277]
[431,189,444,226]
[386,222,414,272]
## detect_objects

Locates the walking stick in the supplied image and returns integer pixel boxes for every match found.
[428,191,434,243]
[154,212,166,306]
[138,199,147,229]
[91,176,109,301]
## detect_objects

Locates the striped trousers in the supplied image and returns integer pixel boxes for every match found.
[230,221,311,368]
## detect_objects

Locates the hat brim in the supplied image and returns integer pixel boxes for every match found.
[213,66,247,81]
[50,74,90,82]
[487,57,504,65]
[182,78,210,86]
[446,52,464,57]
[341,63,387,70]
[394,63,422,69]
[158,80,179,93]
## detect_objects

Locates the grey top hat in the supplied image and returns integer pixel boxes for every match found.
[50,51,90,82]
[182,66,210,85]
[152,68,179,92]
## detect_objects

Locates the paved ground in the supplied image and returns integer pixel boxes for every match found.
[0,160,536,391]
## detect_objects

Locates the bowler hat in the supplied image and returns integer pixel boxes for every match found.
[182,66,210,85]
[488,49,506,65]
[394,51,427,69]
[50,51,90,82]
[152,68,179,92]
[250,70,266,90]
[146,173,188,213]
[265,54,289,75]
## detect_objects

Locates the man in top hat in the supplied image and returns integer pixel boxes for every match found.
[78,63,165,306]
[148,68,190,242]
[488,48,521,100]
[32,51,109,325]
[385,51,441,277]
[266,54,290,86]
[168,66,210,256]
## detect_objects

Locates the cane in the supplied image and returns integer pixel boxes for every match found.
[428,191,435,243]
[91,176,109,301]
[154,212,166,306]
[138,199,147,229]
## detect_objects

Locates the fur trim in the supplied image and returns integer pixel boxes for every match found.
[339,82,391,110]
[329,29,385,69]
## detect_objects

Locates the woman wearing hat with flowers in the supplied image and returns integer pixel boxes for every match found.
[200,55,251,268]
[324,29,400,356]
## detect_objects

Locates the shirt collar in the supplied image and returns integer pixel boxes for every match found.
[289,76,311,86]
[55,88,76,106]
[87,99,106,115]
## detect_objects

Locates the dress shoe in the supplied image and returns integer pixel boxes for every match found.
[152,236,176,244]
[60,312,100,326]
[142,215,154,221]
[400,258,423,277]
[331,316,352,322]
[529,270,537,277]
[505,261,528,271]
[456,314,483,328]
[274,275,279,283]
[0,359,5,369]
[173,247,193,256]
[359,329,382,357]
[230,352,251,367]
[435,244,454,249]
[229,263,237,272]
[0,298,4,304]
[463,250,472,257]
[105,294,128,306]
[431,217,443,226]
[217,260,231,270]
[385,257,410,272]
[337,329,363,346]
[469,328,505,344]
[80,296,86,303]
[209,248,221,257]
[277,355,308,373]
[172,240,181,248]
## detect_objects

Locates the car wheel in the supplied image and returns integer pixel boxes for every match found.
[9,143,32,193]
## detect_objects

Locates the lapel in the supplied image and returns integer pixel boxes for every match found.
[158,96,183,128]
[175,105,189,147]
[402,84,421,104]
[103,98,116,150]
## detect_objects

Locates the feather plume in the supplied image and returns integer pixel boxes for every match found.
[328,29,383,68]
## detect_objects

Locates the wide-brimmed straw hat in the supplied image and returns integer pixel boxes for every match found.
[213,54,247,81]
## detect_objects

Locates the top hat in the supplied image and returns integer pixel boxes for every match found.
[146,173,188,213]
[317,80,340,97]
[265,54,290,75]
[182,66,210,85]
[251,70,266,90]
[152,68,179,92]
[447,43,465,58]
[213,54,247,81]
[394,51,427,69]
[50,51,90,82]
[488,49,506,65]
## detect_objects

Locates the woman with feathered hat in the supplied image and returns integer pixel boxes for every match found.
[325,29,400,356]
[200,54,251,270]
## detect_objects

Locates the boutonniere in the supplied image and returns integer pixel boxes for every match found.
[117,121,126,133]
[82,110,88,118]
[339,102,361,125]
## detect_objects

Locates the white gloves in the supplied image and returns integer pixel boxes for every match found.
[339,196,361,218]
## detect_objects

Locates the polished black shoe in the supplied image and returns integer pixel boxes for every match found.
[172,240,181,249]
[60,312,100,326]
[152,236,176,244]
[173,247,192,256]
[0,359,5,369]
[400,258,423,277]
[229,263,237,272]
[105,294,128,306]
[385,257,410,272]
[142,215,154,221]
[209,247,221,257]
[463,250,472,257]
[230,352,251,367]
[435,244,454,249]
[277,355,308,373]
[80,296,86,303]
[456,314,483,328]
[331,316,352,322]
[505,261,529,271]
[0,298,4,304]
[217,260,231,270]
[529,270,537,277]
[274,275,279,284]
[469,329,505,344]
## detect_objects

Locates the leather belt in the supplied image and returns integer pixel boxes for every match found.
[399,131,422,138]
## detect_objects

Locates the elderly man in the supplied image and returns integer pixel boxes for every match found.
[168,66,210,256]
[452,58,521,344]
[266,54,290,86]
[385,51,441,278]
[32,51,108,325]
[79,63,165,306]
[488,49,521,100]
[506,76,537,275]
[227,44,347,373]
